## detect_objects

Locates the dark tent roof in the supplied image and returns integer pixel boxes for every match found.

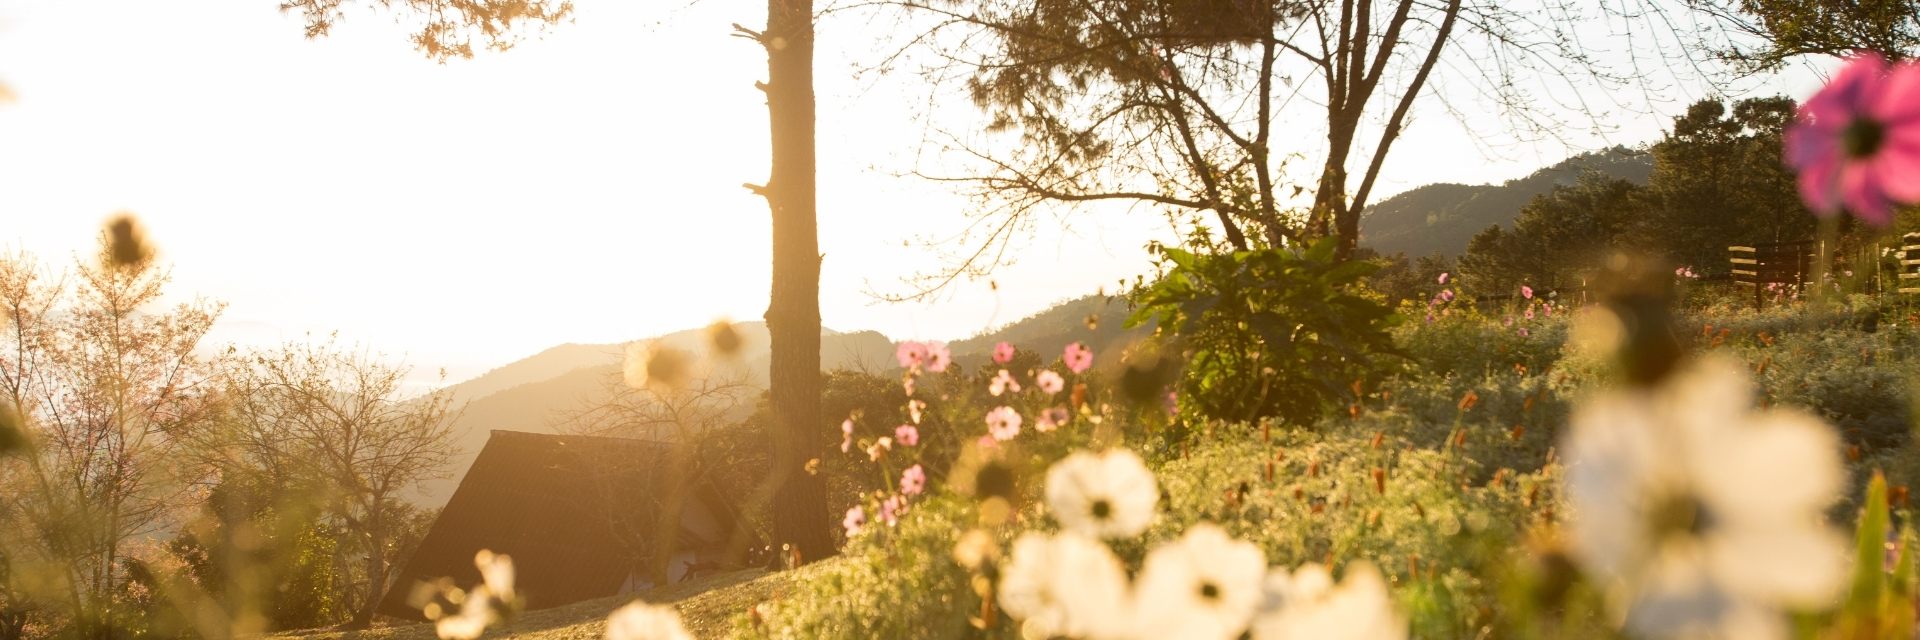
[375,430,752,621]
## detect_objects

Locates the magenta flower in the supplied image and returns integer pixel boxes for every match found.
[1521,285,1534,299]
[1440,289,1455,302]
[1037,407,1070,432]
[895,340,927,369]
[1064,342,1094,373]
[1786,53,1920,226]
[1438,272,1450,284]
[900,464,926,495]
[992,341,1016,364]
[1525,308,1535,320]
[843,506,867,536]
[1036,370,1065,394]
[895,424,919,446]
[925,342,952,372]
[986,406,1022,441]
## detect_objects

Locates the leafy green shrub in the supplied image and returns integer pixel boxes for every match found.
[1128,239,1404,426]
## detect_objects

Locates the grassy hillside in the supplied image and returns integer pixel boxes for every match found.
[1360,146,1653,258]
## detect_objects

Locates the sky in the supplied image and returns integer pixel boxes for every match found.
[0,0,1834,387]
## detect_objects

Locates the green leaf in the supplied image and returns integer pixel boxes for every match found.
[1848,472,1890,616]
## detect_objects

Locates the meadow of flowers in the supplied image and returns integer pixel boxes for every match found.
[408,52,1920,640]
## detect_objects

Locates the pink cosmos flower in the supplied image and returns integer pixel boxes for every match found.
[1504,316,1514,327]
[1440,289,1455,302]
[1518,327,1530,338]
[843,506,867,536]
[992,341,1016,364]
[1037,407,1070,432]
[908,399,927,424]
[1785,52,1920,226]
[925,342,952,372]
[1521,285,1534,299]
[900,464,926,495]
[895,424,920,446]
[1525,308,1535,320]
[1439,272,1450,284]
[840,419,854,453]
[895,341,927,369]
[1426,312,1436,324]
[1064,342,1094,374]
[989,369,1021,396]
[879,495,904,526]
[1036,370,1065,394]
[867,436,893,462]
[986,406,1022,441]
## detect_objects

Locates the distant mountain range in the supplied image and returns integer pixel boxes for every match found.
[1359,146,1653,258]
[412,302,1144,506]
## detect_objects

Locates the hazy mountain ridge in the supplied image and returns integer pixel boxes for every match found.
[1360,146,1654,258]
[414,325,892,506]
[945,295,1147,370]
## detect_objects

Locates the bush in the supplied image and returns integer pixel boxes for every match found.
[1128,239,1404,427]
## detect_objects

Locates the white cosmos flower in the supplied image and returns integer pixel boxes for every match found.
[475,550,514,605]
[1565,356,1847,639]
[1250,562,1405,640]
[1133,523,1267,640]
[604,601,694,640]
[998,532,1133,640]
[434,585,496,640]
[1045,449,1160,538]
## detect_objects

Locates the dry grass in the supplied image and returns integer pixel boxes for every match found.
[274,564,825,640]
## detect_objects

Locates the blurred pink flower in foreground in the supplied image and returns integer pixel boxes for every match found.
[1064,342,1094,373]
[1038,407,1070,432]
[900,464,926,495]
[1521,285,1534,299]
[896,341,927,369]
[925,341,952,372]
[879,495,904,526]
[994,341,1016,363]
[895,424,919,446]
[987,406,1023,441]
[1038,369,1065,394]
[843,506,866,536]
[990,369,1022,396]
[1786,52,1920,226]
[840,419,854,453]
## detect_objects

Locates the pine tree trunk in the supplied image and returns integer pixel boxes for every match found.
[761,0,835,567]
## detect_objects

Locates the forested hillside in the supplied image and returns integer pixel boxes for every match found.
[1359,147,1653,257]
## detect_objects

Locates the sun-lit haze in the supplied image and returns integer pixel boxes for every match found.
[0,0,1835,388]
